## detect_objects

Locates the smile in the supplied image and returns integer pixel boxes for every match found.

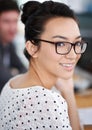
[59,63,75,71]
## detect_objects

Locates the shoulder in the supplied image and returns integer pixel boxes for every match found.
[1,78,66,105]
[1,75,66,103]
[9,74,31,89]
[0,82,72,130]
[18,86,68,115]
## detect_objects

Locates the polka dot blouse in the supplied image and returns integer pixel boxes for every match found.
[0,80,72,130]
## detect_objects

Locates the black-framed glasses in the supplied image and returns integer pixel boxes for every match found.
[33,39,88,55]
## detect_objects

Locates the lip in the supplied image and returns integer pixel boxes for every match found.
[59,63,75,71]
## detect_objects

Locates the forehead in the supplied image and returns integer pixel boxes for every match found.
[0,11,19,20]
[41,17,80,40]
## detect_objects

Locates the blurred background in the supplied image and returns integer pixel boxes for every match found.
[15,0,92,92]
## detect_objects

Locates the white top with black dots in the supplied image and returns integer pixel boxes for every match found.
[0,80,72,130]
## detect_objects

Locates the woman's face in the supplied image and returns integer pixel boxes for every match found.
[35,17,81,80]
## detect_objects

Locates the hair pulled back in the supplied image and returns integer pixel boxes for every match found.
[21,0,77,60]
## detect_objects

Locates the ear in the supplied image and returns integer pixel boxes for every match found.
[25,40,39,58]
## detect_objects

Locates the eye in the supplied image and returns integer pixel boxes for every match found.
[57,42,65,47]
[75,42,82,46]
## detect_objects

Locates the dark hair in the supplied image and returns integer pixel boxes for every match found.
[21,0,78,61]
[0,0,20,13]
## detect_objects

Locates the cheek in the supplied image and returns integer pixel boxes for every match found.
[0,24,8,33]
[76,54,81,62]
[38,44,61,69]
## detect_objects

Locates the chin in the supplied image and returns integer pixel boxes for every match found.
[58,71,74,80]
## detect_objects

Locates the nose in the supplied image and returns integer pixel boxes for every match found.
[65,47,77,59]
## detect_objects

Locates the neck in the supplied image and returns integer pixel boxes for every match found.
[27,62,57,90]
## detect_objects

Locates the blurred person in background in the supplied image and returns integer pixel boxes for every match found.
[0,0,26,93]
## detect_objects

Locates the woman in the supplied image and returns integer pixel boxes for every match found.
[0,1,87,130]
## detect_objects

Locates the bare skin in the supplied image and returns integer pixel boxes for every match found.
[10,17,81,130]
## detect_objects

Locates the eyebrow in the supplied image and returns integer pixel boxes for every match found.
[52,35,82,40]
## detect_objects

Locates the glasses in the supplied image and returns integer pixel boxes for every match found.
[33,39,88,55]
